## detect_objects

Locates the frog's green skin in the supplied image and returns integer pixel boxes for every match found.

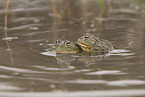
[77,33,113,53]
[54,40,82,53]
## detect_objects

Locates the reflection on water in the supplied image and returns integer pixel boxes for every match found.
[0,0,145,97]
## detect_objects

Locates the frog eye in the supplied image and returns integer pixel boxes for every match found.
[65,41,71,47]
[85,36,89,40]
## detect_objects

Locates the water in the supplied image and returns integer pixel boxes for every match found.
[0,0,145,97]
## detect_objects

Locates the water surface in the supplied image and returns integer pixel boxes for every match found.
[0,0,145,97]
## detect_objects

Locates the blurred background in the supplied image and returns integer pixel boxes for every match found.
[0,0,145,97]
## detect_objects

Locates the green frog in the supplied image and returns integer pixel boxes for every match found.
[54,40,82,53]
[77,33,113,53]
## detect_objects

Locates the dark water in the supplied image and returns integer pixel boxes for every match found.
[0,0,145,97]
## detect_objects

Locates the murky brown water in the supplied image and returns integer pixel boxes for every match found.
[0,0,145,97]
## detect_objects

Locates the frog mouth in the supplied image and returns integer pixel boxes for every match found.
[78,42,91,49]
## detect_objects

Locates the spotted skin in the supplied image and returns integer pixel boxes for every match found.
[77,33,113,53]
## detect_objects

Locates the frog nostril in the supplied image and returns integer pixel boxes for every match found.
[85,36,88,40]
[55,40,59,44]
[56,40,58,44]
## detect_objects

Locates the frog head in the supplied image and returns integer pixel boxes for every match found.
[54,40,82,53]
[77,33,98,52]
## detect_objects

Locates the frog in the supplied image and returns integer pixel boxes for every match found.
[54,39,82,53]
[77,33,113,53]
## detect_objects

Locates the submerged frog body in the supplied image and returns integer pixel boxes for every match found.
[54,40,82,53]
[77,33,113,53]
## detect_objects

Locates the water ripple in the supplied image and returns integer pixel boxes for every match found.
[66,80,107,84]
[107,80,145,87]
[109,49,135,56]
[0,66,44,73]
[7,24,43,31]
[1,89,145,97]
[84,70,127,75]
[0,83,22,91]
[33,66,75,71]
